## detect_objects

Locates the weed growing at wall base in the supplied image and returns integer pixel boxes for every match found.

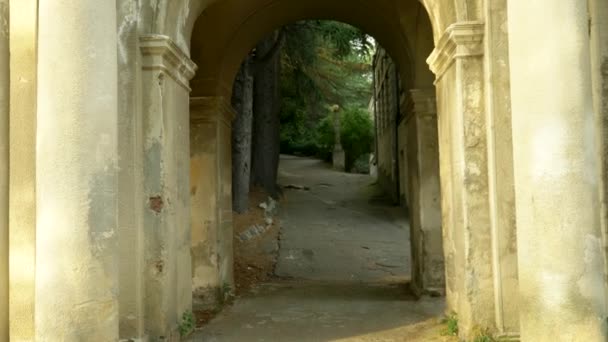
[178,311,195,337]
[472,327,496,342]
[441,313,458,336]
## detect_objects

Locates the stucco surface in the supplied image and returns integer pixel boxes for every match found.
[5,0,608,340]
[508,1,608,340]
[406,89,444,296]
[8,1,37,339]
[141,40,195,338]
[0,0,8,339]
[190,98,230,309]
[117,1,146,338]
[483,0,519,334]
[35,0,119,340]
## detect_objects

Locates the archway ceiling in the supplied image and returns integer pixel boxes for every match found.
[188,0,433,97]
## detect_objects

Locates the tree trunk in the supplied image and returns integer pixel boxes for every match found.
[231,57,254,213]
[251,31,283,197]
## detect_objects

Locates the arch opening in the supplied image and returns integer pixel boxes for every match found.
[186,3,446,338]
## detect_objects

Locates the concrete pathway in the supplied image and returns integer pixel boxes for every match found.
[190,156,448,342]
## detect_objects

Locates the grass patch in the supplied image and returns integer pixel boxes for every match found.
[441,313,459,336]
[178,311,195,337]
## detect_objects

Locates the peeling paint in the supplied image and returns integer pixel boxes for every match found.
[149,196,164,213]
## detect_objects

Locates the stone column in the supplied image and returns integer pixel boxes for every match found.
[407,89,444,296]
[140,35,196,339]
[36,0,119,340]
[190,96,235,309]
[428,22,495,338]
[508,1,608,341]
[0,1,8,339]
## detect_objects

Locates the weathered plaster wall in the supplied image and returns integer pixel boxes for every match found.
[190,100,222,309]
[190,97,235,310]
[428,22,497,339]
[450,36,495,338]
[35,0,119,339]
[8,1,37,339]
[140,35,195,339]
[435,66,458,314]
[117,1,147,339]
[0,0,8,339]
[590,0,608,290]
[509,1,608,340]
[406,90,444,296]
[482,0,519,335]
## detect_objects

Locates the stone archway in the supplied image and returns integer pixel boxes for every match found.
[185,0,435,320]
[180,0,519,341]
[7,0,608,341]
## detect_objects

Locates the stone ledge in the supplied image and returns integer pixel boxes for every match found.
[427,22,484,82]
[140,34,197,92]
[190,96,236,125]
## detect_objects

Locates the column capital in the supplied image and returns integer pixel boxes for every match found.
[427,22,484,80]
[140,35,198,92]
[190,96,235,125]
[410,88,437,117]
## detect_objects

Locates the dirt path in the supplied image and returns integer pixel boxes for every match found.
[274,155,409,283]
[189,156,451,341]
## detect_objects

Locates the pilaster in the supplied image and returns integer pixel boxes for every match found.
[190,96,235,310]
[407,89,444,297]
[427,22,484,83]
[140,34,195,339]
[428,21,496,339]
[140,34,197,92]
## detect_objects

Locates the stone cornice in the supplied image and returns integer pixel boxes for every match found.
[427,21,484,81]
[410,88,437,117]
[190,96,236,126]
[140,34,198,92]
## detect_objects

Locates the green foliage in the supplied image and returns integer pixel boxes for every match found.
[279,20,375,165]
[340,108,374,170]
[472,328,496,342]
[441,313,459,337]
[221,282,234,303]
[474,335,496,342]
[281,107,373,172]
[352,154,371,174]
[178,311,195,337]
